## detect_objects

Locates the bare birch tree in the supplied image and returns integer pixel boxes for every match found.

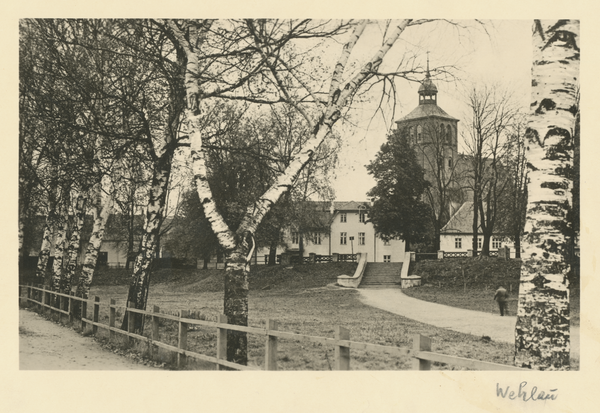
[514,19,579,370]
[168,19,448,364]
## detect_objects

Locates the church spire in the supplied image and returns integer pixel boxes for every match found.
[418,52,437,105]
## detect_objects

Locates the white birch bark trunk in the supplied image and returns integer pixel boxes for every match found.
[122,151,173,331]
[76,182,113,299]
[50,204,67,296]
[18,211,25,261]
[35,216,53,285]
[62,190,86,294]
[514,20,579,370]
[172,19,412,364]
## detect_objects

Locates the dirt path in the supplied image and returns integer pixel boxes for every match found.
[19,309,159,370]
[358,288,580,359]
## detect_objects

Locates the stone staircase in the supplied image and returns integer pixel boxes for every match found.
[359,262,403,288]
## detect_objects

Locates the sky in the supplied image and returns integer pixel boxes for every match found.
[330,20,531,201]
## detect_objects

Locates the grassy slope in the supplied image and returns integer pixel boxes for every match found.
[22,260,578,370]
[63,262,518,370]
[403,257,580,326]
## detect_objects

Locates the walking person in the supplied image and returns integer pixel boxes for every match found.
[493,285,509,316]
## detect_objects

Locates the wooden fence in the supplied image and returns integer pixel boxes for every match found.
[19,284,526,371]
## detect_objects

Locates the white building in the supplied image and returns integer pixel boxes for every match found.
[255,201,405,263]
[440,201,514,257]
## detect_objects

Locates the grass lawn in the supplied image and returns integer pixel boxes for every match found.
[52,263,518,371]
[21,259,579,370]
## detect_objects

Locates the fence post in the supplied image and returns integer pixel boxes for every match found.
[335,326,350,370]
[178,310,189,369]
[58,289,65,322]
[412,334,432,370]
[265,319,278,371]
[68,292,74,324]
[127,301,135,347]
[93,296,100,335]
[109,299,116,343]
[216,314,228,370]
[81,298,88,333]
[41,285,46,310]
[27,283,31,301]
[43,285,48,309]
[152,305,160,341]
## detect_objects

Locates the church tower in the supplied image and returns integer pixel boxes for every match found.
[392,58,463,223]
[393,59,459,182]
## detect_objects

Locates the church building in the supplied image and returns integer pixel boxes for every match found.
[391,61,466,228]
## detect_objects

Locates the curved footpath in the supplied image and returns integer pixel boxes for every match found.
[358,289,580,359]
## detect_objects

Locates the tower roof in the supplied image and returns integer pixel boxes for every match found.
[396,54,458,123]
[418,54,438,96]
[418,75,438,94]
[396,103,458,123]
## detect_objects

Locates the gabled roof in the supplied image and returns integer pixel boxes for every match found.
[396,104,459,122]
[441,201,481,234]
[333,201,370,211]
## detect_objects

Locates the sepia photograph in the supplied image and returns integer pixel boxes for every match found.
[3,3,598,412]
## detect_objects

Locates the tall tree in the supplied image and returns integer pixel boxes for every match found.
[496,114,528,258]
[418,121,463,251]
[462,85,517,256]
[366,134,432,249]
[514,19,579,370]
[171,19,451,364]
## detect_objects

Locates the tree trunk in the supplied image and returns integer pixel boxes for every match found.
[62,191,86,294]
[514,19,579,370]
[432,225,440,252]
[35,217,53,285]
[472,193,479,257]
[76,184,113,300]
[223,241,252,365]
[122,151,172,332]
[170,19,412,365]
[127,199,135,270]
[18,208,26,263]
[50,211,67,304]
[481,232,491,257]
[514,234,521,259]
[268,243,277,266]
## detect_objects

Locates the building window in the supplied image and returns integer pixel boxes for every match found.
[478,237,482,249]
[417,125,422,142]
[492,238,502,249]
[340,232,347,245]
[359,212,366,223]
[455,238,462,249]
[340,213,347,223]
[448,157,452,168]
[359,232,365,245]
[447,125,452,144]
[383,239,391,246]
[383,255,391,263]
[316,233,322,245]
[291,232,299,245]
[409,126,414,142]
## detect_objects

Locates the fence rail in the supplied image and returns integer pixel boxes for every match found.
[19,284,526,371]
